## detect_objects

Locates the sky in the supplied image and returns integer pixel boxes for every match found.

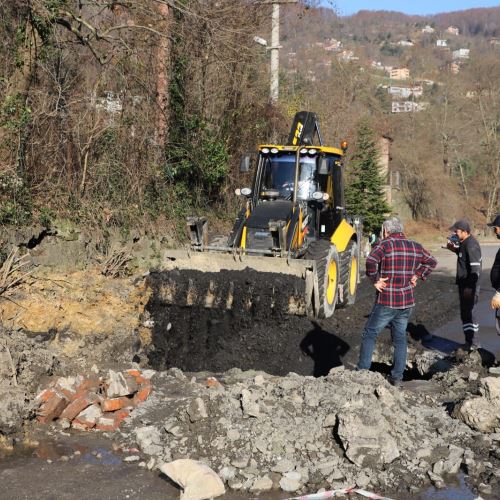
[322,0,500,16]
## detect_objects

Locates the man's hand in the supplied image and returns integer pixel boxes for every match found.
[492,291,500,309]
[374,277,389,292]
[410,275,418,287]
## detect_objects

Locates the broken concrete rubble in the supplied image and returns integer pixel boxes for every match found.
[120,367,500,496]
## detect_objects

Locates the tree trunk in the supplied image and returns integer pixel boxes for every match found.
[155,2,171,146]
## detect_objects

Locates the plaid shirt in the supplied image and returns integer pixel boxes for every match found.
[366,233,437,309]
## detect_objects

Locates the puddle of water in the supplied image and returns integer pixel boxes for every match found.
[413,473,477,499]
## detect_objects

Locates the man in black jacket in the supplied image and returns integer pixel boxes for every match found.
[487,215,500,335]
[447,219,482,349]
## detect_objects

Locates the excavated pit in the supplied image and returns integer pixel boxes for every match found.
[144,268,353,376]
[144,267,464,379]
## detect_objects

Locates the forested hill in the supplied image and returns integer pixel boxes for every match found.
[281,6,500,47]
[0,1,497,235]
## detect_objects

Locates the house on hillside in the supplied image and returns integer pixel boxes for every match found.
[388,85,423,99]
[489,37,500,46]
[91,91,123,114]
[390,68,410,80]
[324,38,342,51]
[338,50,358,62]
[436,39,448,47]
[453,48,470,60]
[391,101,428,113]
[446,26,460,36]
[449,62,461,74]
[397,40,414,47]
[422,25,435,33]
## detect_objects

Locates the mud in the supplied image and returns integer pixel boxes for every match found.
[144,266,459,377]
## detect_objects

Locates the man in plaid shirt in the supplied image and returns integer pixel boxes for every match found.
[357,217,437,387]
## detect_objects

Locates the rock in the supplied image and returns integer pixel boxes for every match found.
[336,410,400,467]
[226,429,240,441]
[322,413,336,428]
[454,378,500,432]
[427,471,445,489]
[159,459,225,500]
[279,476,302,492]
[231,455,250,469]
[135,426,163,455]
[218,466,236,482]
[241,389,260,418]
[249,475,273,492]
[187,398,208,422]
[478,483,492,495]
[271,458,295,473]
[106,370,136,398]
[0,387,28,434]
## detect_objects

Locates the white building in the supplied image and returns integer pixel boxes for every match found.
[397,40,414,47]
[338,50,358,62]
[422,25,435,33]
[446,26,460,36]
[452,48,470,60]
[392,101,429,113]
[436,39,448,47]
[388,85,423,99]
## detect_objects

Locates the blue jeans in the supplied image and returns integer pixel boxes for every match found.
[357,303,414,381]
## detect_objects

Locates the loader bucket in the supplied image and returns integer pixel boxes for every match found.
[155,249,314,316]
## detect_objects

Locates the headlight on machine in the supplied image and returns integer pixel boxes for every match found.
[312,191,329,201]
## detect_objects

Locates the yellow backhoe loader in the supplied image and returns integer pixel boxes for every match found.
[162,111,362,319]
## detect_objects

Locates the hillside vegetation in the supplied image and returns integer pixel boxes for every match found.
[0,1,498,239]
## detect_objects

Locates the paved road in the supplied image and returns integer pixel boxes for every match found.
[426,243,500,358]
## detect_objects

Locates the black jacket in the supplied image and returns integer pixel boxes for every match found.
[491,247,500,292]
[456,236,482,287]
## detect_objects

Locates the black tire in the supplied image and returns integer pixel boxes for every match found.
[338,240,359,307]
[304,240,340,319]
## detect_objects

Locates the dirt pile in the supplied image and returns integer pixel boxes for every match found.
[119,366,499,496]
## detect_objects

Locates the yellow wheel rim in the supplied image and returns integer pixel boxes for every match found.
[349,256,358,296]
[326,260,337,304]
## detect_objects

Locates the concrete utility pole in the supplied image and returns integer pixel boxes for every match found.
[259,0,298,104]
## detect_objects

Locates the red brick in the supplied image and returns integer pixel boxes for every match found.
[101,396,134,412]
[37,391,69,424]
[59,394,95,421]
[34,388,56,405]
[133,384,151,404]
[134,375,149,385]
[205,377,222,389]
[75,376,101,393]
[113,408,130,427]
[126,369,141,378]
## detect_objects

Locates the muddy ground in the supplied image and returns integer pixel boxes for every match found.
[0,241,499,499]
[144,263,458,377]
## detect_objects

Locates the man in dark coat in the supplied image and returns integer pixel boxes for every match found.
[447,219,482,349]
[487,215,500,335]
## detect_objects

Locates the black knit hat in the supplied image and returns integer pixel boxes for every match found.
[487,215,500,227]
